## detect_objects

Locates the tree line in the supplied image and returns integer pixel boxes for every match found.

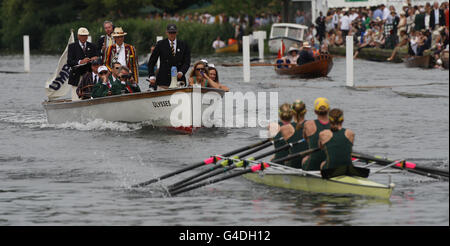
[0,0,280,53]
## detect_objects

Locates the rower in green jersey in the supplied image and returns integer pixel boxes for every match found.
[319,108,355,170]
[286,100,309,168]
[269,103,295,165]
[302,97,331,171]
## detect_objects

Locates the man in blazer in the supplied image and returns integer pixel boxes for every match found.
[430,2,445,30]
[97,20,115,61]
[76,58,102,100]
[147,24,191,90]
[67,27,99,88]
[104,27,139,83]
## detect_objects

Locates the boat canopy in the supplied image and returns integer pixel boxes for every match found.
[269,23,308,42]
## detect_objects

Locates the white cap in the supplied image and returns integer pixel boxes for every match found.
[98,66,108,73]
[78,27,89,36]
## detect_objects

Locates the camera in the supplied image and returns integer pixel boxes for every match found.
[121,74,131,79]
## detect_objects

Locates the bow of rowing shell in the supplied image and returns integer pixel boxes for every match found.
[42,87,225,134]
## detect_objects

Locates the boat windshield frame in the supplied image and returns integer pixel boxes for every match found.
[269,23,308,41]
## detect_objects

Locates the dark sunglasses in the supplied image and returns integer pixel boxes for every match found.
[114,67,121,70]
[99,71,108,75]
[196,68,205,71]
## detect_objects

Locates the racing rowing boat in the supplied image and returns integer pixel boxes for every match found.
[243,168,394,199]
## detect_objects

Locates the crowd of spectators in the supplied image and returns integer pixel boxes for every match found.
[311,2,449,66]
[144,2,449,67]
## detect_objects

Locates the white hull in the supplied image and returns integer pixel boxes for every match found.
[42,87,225,133]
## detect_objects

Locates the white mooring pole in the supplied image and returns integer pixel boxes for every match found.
[243,36,251,82]
[23,35,30,73]
[255,31,267,61]
[346,36,354,87]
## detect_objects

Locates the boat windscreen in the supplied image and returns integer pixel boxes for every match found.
[271,26,286,38]
[287,28,304,40]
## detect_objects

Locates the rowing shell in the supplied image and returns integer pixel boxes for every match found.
[243,170,394,199]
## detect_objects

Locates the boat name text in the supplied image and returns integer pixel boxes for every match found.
[152,100,172,108]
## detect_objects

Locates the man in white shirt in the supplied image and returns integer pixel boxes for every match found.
[332,9,340,29]
[340,11,351,37]
[382,4,391,22]
[430,1,445,30]
[212,36,226,49]
[350,9,359,22]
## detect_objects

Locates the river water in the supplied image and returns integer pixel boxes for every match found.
[0,54,448,226]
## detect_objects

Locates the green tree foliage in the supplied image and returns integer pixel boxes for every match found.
[1,0,83,50]
[0,0,275,53]
[152,0,210,13]
[211,0,281,16]
[81,0,149,20]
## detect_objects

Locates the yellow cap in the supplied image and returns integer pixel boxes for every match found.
[314,97,330,111]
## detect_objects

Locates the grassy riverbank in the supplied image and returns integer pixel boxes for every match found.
[1,19,238,56]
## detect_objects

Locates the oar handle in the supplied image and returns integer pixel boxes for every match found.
[254,139,305,160]
[352,152,449,179]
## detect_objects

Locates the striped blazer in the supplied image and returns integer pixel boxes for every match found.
[105,43,139,83]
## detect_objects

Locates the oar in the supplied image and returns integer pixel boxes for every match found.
[352,152,449,179]
[221,63,293,67]
[372,160,405,175]
[168,138,307,191]
[170,162,271,196]
[166,138,279,190]
[169,146,317,194]
[131,138,276,188]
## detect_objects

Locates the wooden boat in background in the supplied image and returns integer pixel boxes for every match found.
[274,54,333,78]
[405,55,433,69]
[441,50,449,69]
[328,46,406,63]
[215,43,239,54]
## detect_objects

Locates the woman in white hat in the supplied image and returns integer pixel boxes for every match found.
[276,46,300,68]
